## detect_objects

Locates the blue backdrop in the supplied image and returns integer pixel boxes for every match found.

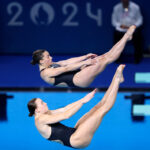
[0,91,150,150]
[0,0,149,54]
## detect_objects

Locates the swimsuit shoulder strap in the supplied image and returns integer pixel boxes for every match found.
[40,68,46,72]
[40,64,61,72]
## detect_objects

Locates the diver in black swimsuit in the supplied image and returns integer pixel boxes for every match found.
[47,122,76,147]
[40,63,79,87]
[27,64,125,148]
[31,25,136,88]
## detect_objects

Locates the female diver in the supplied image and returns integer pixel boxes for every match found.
[27,64,125,148]
[31,26,135,88]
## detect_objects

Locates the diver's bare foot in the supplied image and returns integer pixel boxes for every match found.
[114,64,125,83]
[125,25,136,40]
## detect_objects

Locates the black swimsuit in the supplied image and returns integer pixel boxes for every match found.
[47,122,76,147]
[40,64,79,88]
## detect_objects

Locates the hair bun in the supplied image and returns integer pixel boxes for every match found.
[30,60,36,65]
[28,113,33,117]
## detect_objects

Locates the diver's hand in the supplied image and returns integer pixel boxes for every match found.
[82,89,97,104]
[86,53,98,59]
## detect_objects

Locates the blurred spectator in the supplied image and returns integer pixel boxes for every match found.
[112,0,143,63]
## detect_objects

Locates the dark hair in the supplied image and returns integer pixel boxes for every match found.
[30,49,46,65]
[27,98,37,117]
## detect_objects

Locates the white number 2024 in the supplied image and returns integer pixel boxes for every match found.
[7,2,102,27]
